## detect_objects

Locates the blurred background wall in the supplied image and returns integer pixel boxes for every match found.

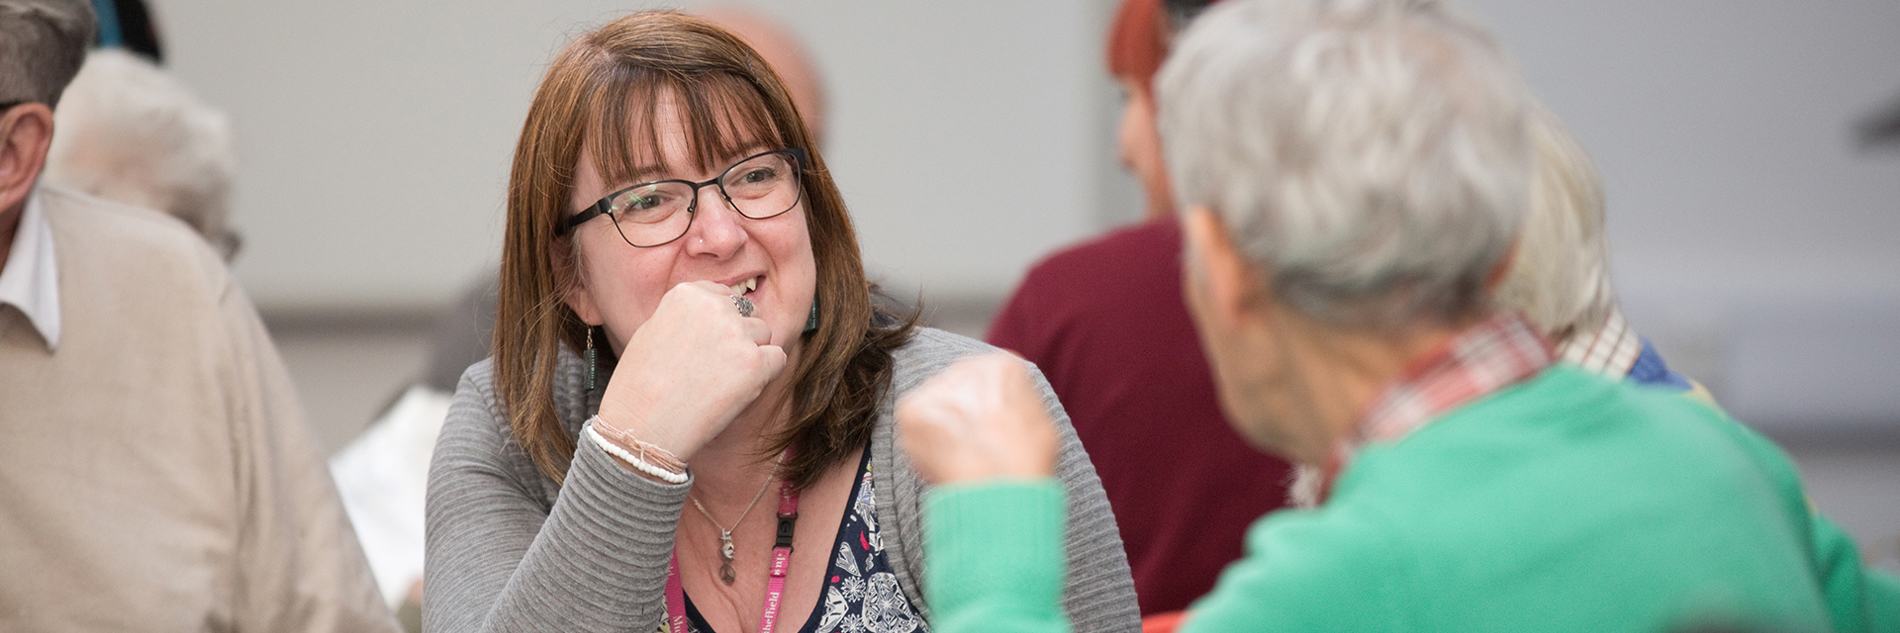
[147,0,1897,568]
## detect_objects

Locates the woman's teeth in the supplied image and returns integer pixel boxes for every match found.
[727,277,759,295]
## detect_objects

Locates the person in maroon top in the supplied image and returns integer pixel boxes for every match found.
[985,0,1291,617]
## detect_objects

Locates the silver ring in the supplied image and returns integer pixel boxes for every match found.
[732,295,755,318]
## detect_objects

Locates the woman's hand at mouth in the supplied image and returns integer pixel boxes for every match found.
[595,280,788,462]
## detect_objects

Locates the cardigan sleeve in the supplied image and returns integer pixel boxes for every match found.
[1031,364,1143,633]
[876,328,1140,633]
[422,362,692,633]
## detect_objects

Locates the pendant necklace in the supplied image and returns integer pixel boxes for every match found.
[686,452,784,585]
[666,446,800,633]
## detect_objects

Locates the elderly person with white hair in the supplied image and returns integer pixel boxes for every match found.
[1499,104,1705,395]
[1502,104,1900,633]
[894,1,1836,632]
[45,48,240,260]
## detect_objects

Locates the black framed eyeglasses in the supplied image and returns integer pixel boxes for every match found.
[0,101,26,112]
[559,147,809,248]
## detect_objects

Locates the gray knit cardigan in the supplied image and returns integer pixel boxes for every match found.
[423,327,1139,633]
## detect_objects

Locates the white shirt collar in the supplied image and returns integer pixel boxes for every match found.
[0,189,61,350]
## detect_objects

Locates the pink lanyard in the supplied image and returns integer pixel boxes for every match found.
[666,480,801,633]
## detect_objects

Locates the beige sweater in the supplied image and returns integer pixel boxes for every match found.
[0,187,398,632]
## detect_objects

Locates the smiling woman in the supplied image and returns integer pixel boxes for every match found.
[422,11,1138,633]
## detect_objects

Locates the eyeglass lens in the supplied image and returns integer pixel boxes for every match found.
[609,151,802,247]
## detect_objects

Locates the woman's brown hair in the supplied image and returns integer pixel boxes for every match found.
[493,11,912,489]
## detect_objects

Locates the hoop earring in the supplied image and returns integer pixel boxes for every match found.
[804,298,820,334]
[584,327,599,392]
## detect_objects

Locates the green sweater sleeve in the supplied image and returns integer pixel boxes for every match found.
[1182,507,1408,633]
[923,479,1071,633]
[1715,412,1887,633]
[1866,568,1900,633]
[1810,512,1877,633]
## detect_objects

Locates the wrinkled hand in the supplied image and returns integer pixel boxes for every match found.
[596,281,788,461]
[896,353,1058,485]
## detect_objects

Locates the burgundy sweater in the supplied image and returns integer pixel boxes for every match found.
[987,218,1293,616]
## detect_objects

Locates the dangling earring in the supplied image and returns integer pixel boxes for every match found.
[584,327,599,392]
[804,298,820,334]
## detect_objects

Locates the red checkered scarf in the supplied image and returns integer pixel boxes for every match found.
[1308,311,1553,504]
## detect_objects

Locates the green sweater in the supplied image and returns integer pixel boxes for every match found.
[926,366,1864,633]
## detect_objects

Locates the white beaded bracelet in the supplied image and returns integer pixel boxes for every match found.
[584,424,689,484]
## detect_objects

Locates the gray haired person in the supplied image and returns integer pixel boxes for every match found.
[0,0,89,110]
[0,1,398,631]
[1494,101,1900,633]
[46,48,241,260]
[894,0,1839,631]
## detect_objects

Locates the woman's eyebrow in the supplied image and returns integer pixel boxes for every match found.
[625,143,776,184]
[731,141,771,157]
[598,159,666,189]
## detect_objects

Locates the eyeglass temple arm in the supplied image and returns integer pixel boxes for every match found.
[559,200,612,235]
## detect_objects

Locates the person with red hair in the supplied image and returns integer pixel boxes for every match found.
[984,0,1290,617]
[1104,0,1173,219]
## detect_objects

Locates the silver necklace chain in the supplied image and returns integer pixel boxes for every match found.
[686,453,784,585]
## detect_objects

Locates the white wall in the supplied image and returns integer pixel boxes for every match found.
[154,0,1123,313]
[1460,0,1900,429]
[1465,0,1900,303]
[757,1,1128,297]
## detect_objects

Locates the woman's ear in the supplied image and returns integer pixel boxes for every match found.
[553,239,604,326]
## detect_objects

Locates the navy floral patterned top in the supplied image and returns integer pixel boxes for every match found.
[683,444,931,633]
